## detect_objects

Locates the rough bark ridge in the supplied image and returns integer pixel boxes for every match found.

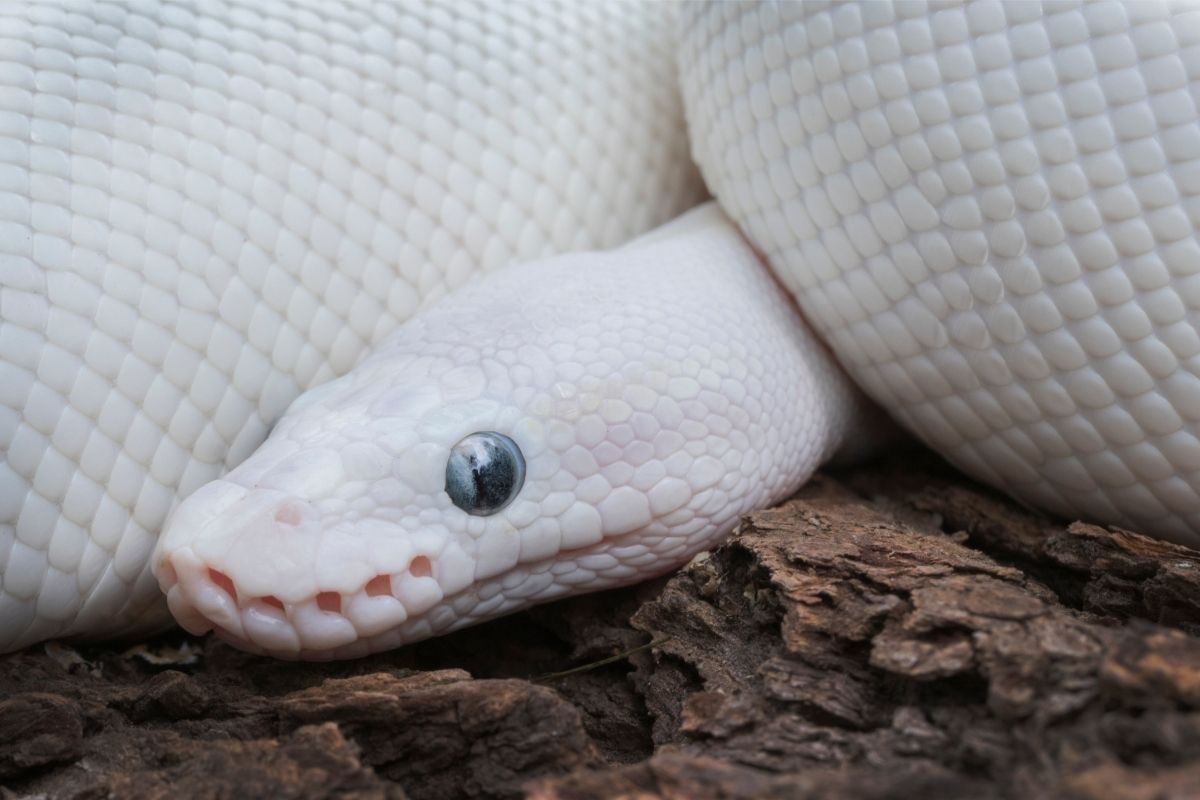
[4,451,1200,799]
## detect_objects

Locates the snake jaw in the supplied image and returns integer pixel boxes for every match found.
[158,543,430,657]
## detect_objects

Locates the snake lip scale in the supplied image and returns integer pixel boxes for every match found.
[5,0,1200,659]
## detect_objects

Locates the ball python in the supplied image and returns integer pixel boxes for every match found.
[4,0,1200,658]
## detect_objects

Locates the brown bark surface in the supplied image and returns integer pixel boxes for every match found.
[4,451,1200,799]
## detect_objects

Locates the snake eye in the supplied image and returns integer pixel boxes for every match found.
[445,432,526,515]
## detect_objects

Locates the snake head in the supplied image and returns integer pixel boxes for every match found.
[151,206,865,658]
[152,353,550,659]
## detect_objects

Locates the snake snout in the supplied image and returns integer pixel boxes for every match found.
[159,549,245,642]
[154,477,451,656]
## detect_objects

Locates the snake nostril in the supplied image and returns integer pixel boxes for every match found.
[208,568,237,602]
[409,556,432,578]
[316,591,342,614]
[365,575,393,597]
[274,503,304,526]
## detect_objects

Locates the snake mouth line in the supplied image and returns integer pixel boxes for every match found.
[157,549,433,656]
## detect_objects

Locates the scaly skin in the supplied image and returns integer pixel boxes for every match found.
[9,0,1200,658]
[0,0,703,652]
[680,1,1200,544]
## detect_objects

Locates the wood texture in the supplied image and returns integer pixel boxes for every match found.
[5,451,1200,799]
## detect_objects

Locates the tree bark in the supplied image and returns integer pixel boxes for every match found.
[5,450,1200,799]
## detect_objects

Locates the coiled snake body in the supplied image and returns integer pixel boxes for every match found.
[4,1,1200,658]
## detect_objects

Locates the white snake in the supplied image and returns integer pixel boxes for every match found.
[4,0,1200,658]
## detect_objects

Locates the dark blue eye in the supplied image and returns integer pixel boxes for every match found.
[445,432,525,515]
